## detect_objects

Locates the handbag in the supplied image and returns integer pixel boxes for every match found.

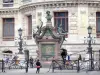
[37,66,40,68]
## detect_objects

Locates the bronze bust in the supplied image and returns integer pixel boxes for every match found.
[46,11,52,22]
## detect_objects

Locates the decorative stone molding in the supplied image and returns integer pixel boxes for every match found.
[19,1,100,14]
[0,9,19,15]
[0,1,100,14]
[89,12,95,16]
[20,1,100,8]
[20,6,35,13]
[69,12,78,32]
[88,12,96,27]
[19,1,79,11]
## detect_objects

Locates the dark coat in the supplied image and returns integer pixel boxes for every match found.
[36,61,41,66]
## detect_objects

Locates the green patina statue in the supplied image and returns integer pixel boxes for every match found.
[46,11,52,22]
[58,24,65,33]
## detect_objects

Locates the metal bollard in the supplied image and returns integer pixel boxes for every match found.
[26,60,28,73]
[2,59,5,72]
[77,59,80,72]
[2,59,3,72]
[24,50,29,73]
[52,60,55,73]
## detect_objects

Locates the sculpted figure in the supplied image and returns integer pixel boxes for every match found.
[46,11,52,22]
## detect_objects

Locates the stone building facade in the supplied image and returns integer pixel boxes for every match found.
[0,0,100,60]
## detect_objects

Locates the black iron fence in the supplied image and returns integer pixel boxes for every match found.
[48,59,78,72]
[2,60,25,69]
[0,59,27,73]
[0,58,37,73]
[49,50,100,73]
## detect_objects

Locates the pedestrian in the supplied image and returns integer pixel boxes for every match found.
[29,57,33,68]
[61,48,67,65]
[36,59,42,73]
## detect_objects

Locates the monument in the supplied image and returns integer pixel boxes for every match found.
[33,11,66,60]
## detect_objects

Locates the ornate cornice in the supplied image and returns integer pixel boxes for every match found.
[19,6,35,13]
[0,0,100,14]
[19,1,100,12]
[19,1,78,10]
[0,8,19,15]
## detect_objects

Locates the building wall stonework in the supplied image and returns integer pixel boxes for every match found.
[0,0,100,59]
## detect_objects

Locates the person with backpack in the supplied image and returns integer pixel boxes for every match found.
[36,59,42,73]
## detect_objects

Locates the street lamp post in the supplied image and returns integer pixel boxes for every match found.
[87,26,94,70]
[18,28,23,54]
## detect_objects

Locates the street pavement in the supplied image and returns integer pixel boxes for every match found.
[0,68,100,75]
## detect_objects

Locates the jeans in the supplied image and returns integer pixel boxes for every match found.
[36,68,40,73]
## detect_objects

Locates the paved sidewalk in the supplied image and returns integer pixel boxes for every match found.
[0,68,100,75]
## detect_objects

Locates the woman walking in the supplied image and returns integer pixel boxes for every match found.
[36,59,41,73]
